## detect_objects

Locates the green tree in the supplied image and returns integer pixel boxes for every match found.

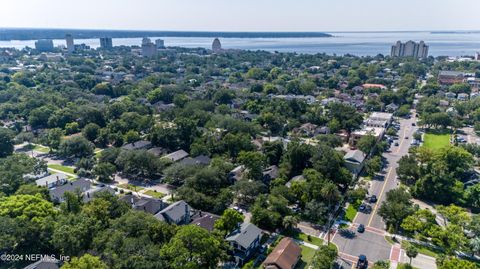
[160,225,226,269]
[93,163,116,183]
[357,135,377,155]
[214,208,244,234]
[0,128,14,157]
[82,123,100,142]
[405,244,418,265]
[311,244,337,269]
[46,128,64,152]
[237,151,266,180]
[378,187,414,232]
[59,136,94,159]
[61,254,107,269]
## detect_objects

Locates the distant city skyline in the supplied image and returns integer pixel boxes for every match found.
[1,0,480,32]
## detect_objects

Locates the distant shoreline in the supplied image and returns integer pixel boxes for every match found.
[0,28,332,41]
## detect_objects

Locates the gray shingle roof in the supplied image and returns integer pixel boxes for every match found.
[35,173,68,187]
[122,140,152,150]
[344,150,365,164]
[49,178,91,201]
[226,222,262,249]
[162,150,189,162]
[154,200,191,224]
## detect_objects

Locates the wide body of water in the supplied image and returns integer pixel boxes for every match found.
[1,31,479,57]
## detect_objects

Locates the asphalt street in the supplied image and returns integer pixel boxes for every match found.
[333,111,418,265]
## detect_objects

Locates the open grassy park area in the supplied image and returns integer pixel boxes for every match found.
[422,131,451,150]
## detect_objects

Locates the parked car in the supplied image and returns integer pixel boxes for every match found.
[369,195,377,203]
[412,123,416,126]
[356,255,368,269]
[394,142,399,146]
[357,224,365,233]
[359,204,366,212]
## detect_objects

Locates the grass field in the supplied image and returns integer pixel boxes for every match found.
[144,190,166,199]
[48,164,76,174]
[345,203,358,222]
[118,183,145,192]
[296,245,316,269]
[295,232,323,247]
[423,132,450,150]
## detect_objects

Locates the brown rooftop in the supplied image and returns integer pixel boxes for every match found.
[263,237,302,269]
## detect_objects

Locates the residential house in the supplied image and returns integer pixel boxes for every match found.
[191,212,220,232]
[262,237,302,269]
[154,200,192,225]
[385,103,399,113]
[120,194,165,215]
[122,140,152,151]
[226,222,262,266]
[24,259,59,269]
[344,149,366,176]
[179,155,211,166]
[83,185,116,202]
[35,173,68,189]
[445,92,456,99]
[458,93,469,101]
[147,147,168,157]
[229,165,245,182]
[162,150,189,162]
[49,178,91,202]
[262,165,279,184]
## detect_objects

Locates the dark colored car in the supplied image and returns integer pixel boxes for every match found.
[412,123,416,126]
[370,195,377,203]
[394,142,399,146]
[359,204,366,212]
[357,224,365,233]
[356,255,368,269]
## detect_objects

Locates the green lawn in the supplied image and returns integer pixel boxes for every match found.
[48,164,76,175]
[423,132,450,150]
[34,144,50,153]
[295,232,323,247]
[118,183,145,192]
[144,190,166,199]
[345,203,358,222]
[296,245,316,269]
[401,241,443,258]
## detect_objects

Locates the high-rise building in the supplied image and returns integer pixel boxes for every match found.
[141,38,156,57]
[99,37,113,49]
[65,34,74,53]
[475,52,480,61]
[155,39,165,49]
[35,39,54,52]
[391,41,429,59]
[212,38,222,52]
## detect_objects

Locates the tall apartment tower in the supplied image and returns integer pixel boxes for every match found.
[99,37,113,49]
[35,39,54,52]
[391,40,429,59]
[65,34,74,53]
[141,38,156,57]
[155,39,165,49]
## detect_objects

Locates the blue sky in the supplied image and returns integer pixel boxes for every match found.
[1,0,479,31]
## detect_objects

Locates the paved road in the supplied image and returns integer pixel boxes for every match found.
[354,112,418,230]
[332,225,391,264]
[333,111,418,265]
